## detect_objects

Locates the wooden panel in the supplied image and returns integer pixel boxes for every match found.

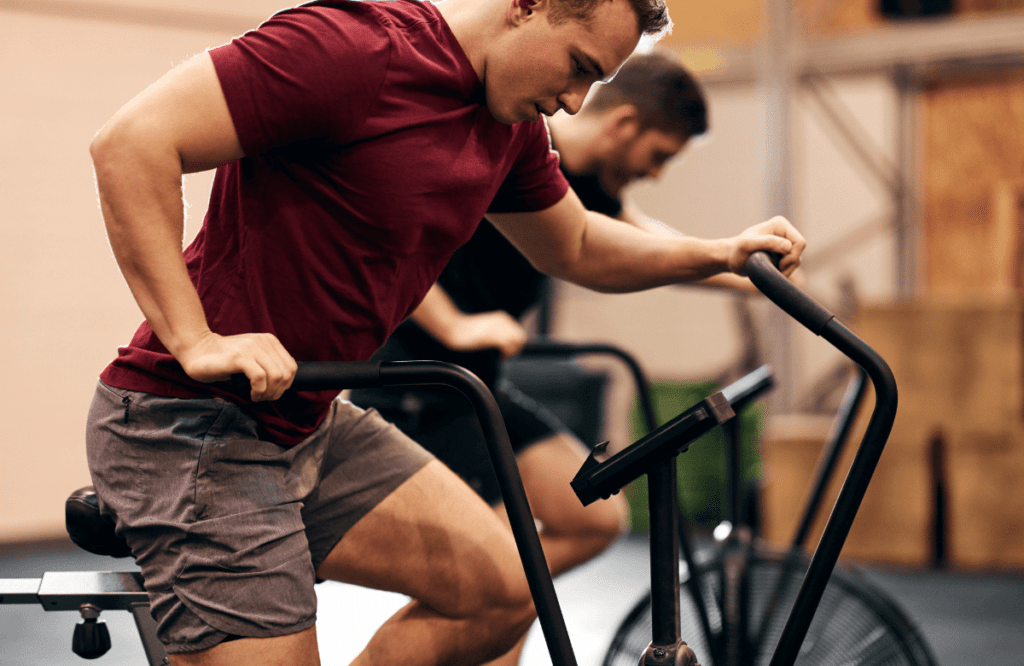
[922,75,1024,296]
[763,299,1024,566]
[760,415,833,549]
[795,0,881,35]
[958,0,1024,13]
[760,411,932,565]
[856,298,1024,436]
[794,0,1024,36]
[947,426,1024,567]
[991,179,1024,293]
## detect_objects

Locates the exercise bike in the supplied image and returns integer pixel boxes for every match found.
[602,364,938,666]
[0,251,913,666]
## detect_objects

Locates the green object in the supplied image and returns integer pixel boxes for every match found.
[625,380,764,531]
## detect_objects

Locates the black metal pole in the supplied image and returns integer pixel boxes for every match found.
[789,366,869,550]
[522,342,718,661]
[277,360,578,666]
[744,253,898,666]
[767,320,897,666]
[374,361,578,666]
[750,365,868,657]
[648,459,682,646]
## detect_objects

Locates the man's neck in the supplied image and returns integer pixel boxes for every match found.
[548,113,606,175]
[434,0,503,83]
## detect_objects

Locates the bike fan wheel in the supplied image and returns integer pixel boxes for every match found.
[602,548,937,666]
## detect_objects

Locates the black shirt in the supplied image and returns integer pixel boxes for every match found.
[378,164,623,387]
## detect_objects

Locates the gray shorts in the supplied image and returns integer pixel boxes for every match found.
[85,381,434,654]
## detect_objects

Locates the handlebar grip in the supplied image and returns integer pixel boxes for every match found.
[746,251,835,336]
[230,360,383,395]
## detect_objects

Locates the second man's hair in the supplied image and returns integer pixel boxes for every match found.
[586,51,708,140]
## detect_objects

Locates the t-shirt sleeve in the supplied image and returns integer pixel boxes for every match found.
[209,4,391,154]
[487,118,570,214]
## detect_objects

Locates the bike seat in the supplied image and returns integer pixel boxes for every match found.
[65,487,132,559]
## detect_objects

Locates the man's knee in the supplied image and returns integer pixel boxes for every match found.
[429,544,535,621]
[593,491,631,541]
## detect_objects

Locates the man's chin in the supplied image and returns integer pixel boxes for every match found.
[483,95,533,125]
[487,108,530,125]
[599,174,629,198]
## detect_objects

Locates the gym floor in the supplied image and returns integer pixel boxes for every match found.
[1,532,1021,665]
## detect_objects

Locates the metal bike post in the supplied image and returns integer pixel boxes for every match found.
[751,366,869,656]
[520,341,720,661]
[377,361,579,666]
[647,459,683,658]
[745,253,898,666]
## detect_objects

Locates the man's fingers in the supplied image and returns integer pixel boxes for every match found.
[247,334,297,401]
[180,332,297,402]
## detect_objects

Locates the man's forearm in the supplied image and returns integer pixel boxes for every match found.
[92,127,212,360]
[552,210,734,292]
[409,283,469,347]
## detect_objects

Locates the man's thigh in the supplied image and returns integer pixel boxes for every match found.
[315,459,530,617]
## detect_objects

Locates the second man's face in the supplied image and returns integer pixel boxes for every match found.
[600,127,688,197]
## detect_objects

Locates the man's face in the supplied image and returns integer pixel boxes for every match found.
[485,0,641,125]
[598,127,688,197]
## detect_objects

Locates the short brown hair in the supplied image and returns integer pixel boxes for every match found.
[584,50,708,140]
[549,0,671,38]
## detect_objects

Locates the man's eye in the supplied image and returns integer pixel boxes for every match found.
[573,58,588,76]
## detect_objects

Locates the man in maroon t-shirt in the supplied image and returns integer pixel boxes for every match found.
[88,0,805,663]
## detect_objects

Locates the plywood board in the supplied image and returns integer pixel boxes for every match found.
[923,75,1024,296]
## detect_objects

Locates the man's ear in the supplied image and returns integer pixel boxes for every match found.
[509,0,549,25]
[604,104,641,140]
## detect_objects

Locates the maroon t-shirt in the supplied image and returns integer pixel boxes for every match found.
[100,0,569,445]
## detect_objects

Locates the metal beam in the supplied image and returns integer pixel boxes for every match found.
[696,11,1024,86]
[760,0,796,412]
[794,12,1024,77]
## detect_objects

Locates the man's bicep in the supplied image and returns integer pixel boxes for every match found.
[120,52,245,173]
[486,190,589,277]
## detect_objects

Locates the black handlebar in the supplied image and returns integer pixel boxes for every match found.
[744,251,899,666]
[569,364,774,506]
[746,252,835,335]
[232,361,384,395]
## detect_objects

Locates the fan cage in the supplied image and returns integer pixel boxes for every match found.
[602,548,937,666]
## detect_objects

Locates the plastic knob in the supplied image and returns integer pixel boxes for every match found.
[72,611,112,659]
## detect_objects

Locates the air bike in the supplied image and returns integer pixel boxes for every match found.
[0,251,930,666]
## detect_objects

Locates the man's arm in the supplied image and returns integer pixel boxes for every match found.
[487,189,804,293]
[409,284,528,359]
[90,52,296,401]
[617,202,758,292]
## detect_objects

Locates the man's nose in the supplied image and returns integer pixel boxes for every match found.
[646,164,665,180]
[557,85,589,116]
